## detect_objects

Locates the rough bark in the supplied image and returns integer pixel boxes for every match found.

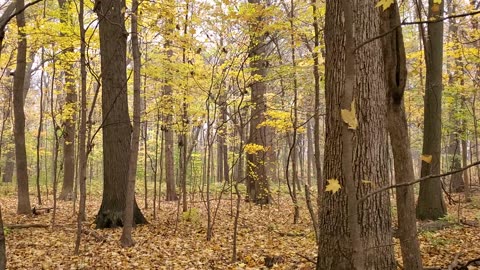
[94,0,146,228]
[416,0,447,221]
[13,0,31,214]
[381,2,423,269]
[317,0,396,268]
[245,0,270,205]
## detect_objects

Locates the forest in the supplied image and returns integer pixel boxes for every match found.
[0,0,479,268]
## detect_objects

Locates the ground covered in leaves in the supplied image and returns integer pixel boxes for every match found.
[2,185,480,269]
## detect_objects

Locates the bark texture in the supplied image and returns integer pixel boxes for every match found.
[94,0,146,228]
[246,0,270,205]
[317,0,395,268]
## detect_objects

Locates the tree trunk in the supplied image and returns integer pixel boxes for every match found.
[58,0,77,201]
[381,2,423,269]
[13,0,31,214]
[245,0,270,205]
[317,0,395,268]
[416,0,447,221]
[312,0,323,216]
[74,0,87,253]
[94,0,146,228]
[121,0,141,246]
[0,207,5,269]
[164,37,177,201]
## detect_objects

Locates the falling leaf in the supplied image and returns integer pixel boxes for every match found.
[341,100,358,130]
[421,154,433,164]
[375,0,394,10]
[433,0,442,4]
[325,179,341,194]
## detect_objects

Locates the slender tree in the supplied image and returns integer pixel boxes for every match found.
[381,2,423,269]
[121,0,142,246]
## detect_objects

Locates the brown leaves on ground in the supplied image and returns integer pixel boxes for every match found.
[2,190,480,269]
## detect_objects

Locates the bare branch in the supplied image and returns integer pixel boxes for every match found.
[355,9,480,52]
[359,160,480,203]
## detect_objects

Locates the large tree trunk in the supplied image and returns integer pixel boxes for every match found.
[317,0,395,268]
[94,0,146,228]
[13,0,31,214]
[245,0,270,205]
[416,0,447,221]
[58,0,77,201]
[381,2,423,269]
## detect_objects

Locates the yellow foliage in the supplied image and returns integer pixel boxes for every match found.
[244,143,265,155]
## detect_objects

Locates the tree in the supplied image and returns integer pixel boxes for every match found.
[416,0,447,220]
[13,0,31,215]
[381,2,423,269]
[94,0,147,228]
[121,0,142,247]
[58,0,77,201]
[0,207,5,269]
[245,0,270,205]
[163,2,177,201]
[317,0,395,268]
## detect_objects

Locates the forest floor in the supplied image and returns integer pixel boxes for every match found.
[1,184,480,269]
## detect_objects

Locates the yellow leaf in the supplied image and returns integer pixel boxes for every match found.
[121,7,126,14]
[341,101,358,130]
[421,154,433,164]
[375,0,394,10]
[433,0,442,4]
[325,179,341,194]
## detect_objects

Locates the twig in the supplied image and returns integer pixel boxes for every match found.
[355,9,480,51]
[295,252,316,264]
[359,160,480,203]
